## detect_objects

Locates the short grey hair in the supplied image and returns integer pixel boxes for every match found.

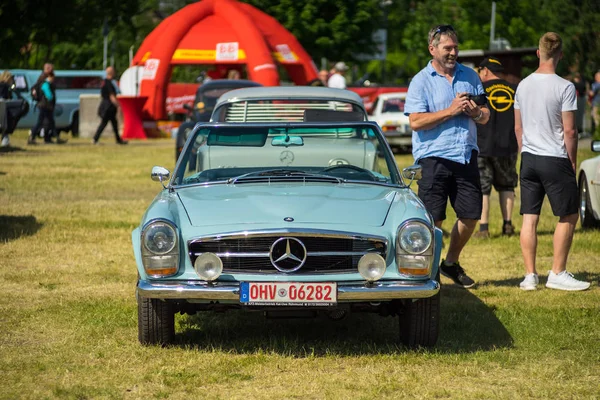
[428,25,458,47]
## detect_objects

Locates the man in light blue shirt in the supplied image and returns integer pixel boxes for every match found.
[404,24,489,288]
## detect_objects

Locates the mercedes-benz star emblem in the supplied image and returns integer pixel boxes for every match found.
[269,237,307,272]
[279,150,294,164]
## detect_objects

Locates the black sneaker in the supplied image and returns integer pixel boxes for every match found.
[440,260,475,288]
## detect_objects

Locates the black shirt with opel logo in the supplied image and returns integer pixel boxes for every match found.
[477,78,518,157]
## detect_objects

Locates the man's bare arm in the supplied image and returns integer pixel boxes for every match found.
[514,109,523,153]
[562,110,578,171]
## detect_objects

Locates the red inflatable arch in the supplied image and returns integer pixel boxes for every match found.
[132,0,318,120]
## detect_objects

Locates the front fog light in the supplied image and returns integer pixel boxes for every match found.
[358,253,386,282]
[194,253,223,281]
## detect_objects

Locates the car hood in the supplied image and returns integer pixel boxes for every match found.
[177,184,397,227]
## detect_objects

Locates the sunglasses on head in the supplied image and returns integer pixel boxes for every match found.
[434,25,455,35]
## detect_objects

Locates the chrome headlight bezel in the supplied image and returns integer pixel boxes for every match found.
[142,220,177,255]
[395,219,434,277]
[141,219,179,278]
[397,219,433,255]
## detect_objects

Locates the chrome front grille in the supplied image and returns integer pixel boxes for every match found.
[188,231,387,274]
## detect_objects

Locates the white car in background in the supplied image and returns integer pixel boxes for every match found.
[579,140,600,228]
[368,92,412,152]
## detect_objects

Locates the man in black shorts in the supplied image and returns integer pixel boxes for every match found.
[514,32,589,291]
[404,25,490,288]
[474,57,518,238]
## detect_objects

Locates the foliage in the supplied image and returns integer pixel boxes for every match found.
[0,0,599,85]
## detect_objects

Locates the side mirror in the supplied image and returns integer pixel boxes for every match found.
[592,140,600,153]
[183,103,192,111]
[151,166,170,188]
[402,164,422,185]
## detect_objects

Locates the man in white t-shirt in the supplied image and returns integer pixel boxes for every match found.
[514,32,590,291]
[327,62,348,89]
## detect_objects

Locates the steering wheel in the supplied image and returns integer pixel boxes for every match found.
[321,164,376,180]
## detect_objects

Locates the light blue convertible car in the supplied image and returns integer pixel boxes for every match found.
[133,119,442,347]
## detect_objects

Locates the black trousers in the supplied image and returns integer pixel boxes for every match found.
[93,114,121,143]
[32,108,55,142]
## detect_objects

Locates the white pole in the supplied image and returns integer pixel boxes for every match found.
[103,36,108,69]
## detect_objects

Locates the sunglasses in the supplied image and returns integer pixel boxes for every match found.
[434,25,455,35]
[430,25,456,43]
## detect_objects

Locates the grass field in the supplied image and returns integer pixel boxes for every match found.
[1,130,599,399]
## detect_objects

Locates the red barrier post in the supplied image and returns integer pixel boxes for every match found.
[118,95,149,140]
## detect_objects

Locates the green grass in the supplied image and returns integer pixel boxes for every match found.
[1,130,599,399]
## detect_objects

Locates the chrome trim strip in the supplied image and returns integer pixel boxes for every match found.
[214,252,270,258]
[306,251,380,257]
[137,279,439,301]
[188,228,389,248]
[194,251,381,258]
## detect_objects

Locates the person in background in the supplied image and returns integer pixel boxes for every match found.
[93,66,127,145]
[473,57,518,238]
[327,62,348,89]
[589,71,600,135]
[404,24,489,289]
[570,72,587,136]
[29,63,55,142]
[28,71,57,144]
[318,69,329,86]
[227,69,241,80]
[515,32,589,291]
[0,71,16,147]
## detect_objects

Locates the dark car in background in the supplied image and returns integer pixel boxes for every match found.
[175,79,262,161]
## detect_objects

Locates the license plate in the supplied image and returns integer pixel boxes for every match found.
[240,282,337,306]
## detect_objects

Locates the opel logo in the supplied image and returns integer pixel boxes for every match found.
[269,237,307,272]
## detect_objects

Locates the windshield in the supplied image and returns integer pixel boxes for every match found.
[381,97,405,113]
[197,87,237,109]
[172,123,401,187]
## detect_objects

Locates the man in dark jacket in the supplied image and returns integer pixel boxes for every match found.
[93,66,127,145]
[473,57,518,238]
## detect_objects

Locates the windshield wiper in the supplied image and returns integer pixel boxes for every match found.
[227,169,343,184]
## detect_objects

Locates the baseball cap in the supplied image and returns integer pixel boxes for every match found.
[479,57,504,73]
[334,61,349,72]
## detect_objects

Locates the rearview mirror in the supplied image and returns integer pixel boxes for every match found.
[271,135,304,147]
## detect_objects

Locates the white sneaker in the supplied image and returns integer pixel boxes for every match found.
[1,135,9,147]
[546,270,591,291]
[520,273,539,291]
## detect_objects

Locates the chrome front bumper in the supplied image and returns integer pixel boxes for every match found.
[137,279,440,301]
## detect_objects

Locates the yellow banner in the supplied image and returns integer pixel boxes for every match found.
[172,49,247,61]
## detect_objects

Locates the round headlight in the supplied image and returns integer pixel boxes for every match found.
[143,222,177,254]
[358,253,386,282]
[194,253,223,281]
[399,222,432,254]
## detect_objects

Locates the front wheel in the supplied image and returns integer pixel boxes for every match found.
[397,276,440,348]
[138,296,175,345]
[579,172,599,229]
